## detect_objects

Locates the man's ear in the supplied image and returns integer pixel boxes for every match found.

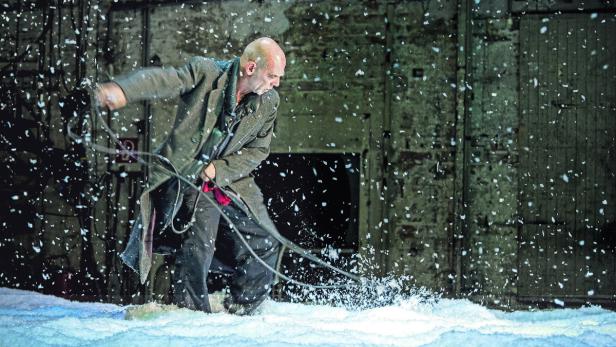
[246,61,257,75]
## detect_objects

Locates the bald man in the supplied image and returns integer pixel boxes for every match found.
[97,37,286,315]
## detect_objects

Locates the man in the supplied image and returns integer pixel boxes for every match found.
[96,37,286,315]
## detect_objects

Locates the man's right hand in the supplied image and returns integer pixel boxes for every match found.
[200,162,216,182]
[96,82,127,111]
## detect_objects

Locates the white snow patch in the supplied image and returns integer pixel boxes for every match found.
[561,174,569,183]
[0,288,615,346]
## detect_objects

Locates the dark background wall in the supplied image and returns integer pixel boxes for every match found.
[1,0,614,309]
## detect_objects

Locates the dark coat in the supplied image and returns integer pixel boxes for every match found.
[116,57,279,283]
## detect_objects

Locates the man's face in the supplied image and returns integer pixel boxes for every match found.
[246,59,285,95]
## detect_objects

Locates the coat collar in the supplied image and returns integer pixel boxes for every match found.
[219,57,239,116]
[198,58,263,157]
[212,58,262,117]
[197,62,230,157]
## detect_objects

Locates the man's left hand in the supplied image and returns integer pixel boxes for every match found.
[201,163,216,182]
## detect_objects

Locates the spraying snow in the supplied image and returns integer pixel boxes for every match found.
[0,287,615,347]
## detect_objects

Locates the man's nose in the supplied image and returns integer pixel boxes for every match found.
[273,77,280,87]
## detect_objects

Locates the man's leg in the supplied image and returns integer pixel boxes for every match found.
[217,204,281,315]
[172,190,220,312]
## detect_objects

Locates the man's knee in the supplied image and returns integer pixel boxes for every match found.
[250,235,280,265]
[264,234,280,252]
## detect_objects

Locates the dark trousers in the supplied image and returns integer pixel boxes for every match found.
[170,187,280,314]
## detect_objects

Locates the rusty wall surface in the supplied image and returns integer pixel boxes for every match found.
[0,1,104,296]
[463,17,520,307]
[384,1,458,293]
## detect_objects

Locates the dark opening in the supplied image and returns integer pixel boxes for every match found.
[253,153,360,251]
[249,153,361,293]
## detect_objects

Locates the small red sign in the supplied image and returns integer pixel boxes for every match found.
[116,138,139,163]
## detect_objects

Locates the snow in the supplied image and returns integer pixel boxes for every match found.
[1,287,615,347]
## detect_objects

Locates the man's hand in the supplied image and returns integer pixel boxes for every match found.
[201,163,216,182]
[96,82,127,111]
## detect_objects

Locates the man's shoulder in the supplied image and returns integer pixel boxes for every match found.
[187,56,225,74]
[261,89,280,107]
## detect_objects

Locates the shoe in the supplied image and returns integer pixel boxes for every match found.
[124,302,180,320]
[223,297,262,316]
[208,291,226,313]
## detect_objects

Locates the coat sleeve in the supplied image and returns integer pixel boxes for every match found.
[111,57,211,103]
[211,94,279,187]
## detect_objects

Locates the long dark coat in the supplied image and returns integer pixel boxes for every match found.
[116,57,279,283]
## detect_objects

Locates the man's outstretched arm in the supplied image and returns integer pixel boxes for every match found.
[95,56,213,110]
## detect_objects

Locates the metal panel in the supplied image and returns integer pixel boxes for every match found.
[518,14,616,302]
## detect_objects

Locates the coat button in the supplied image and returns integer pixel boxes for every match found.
[191,137,198,143]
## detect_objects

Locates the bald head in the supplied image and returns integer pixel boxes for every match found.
[237,37,286,98]
[240,37,286,71]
